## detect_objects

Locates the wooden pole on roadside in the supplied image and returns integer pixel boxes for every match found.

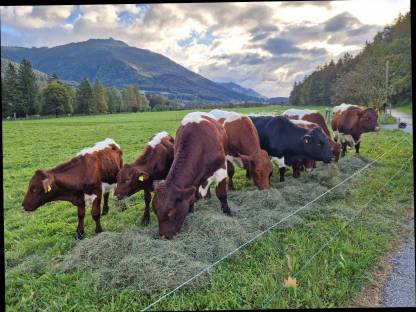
[386,60,391,115]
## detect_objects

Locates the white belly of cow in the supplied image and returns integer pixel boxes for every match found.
[334,131,355,146]
[226,155,243,168]
[199,167,228,198]
[102,182,116,194]
[271,156,286,168]
[84,193,98,204]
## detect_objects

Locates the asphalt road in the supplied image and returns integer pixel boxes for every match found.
[381,109,413,134]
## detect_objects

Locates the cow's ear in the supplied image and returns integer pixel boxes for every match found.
[178,186,196,200]
[303,135,311,144]
[42,177,53,193]
[137,171,150,182]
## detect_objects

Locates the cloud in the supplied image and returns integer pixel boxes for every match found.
[1,2,407,97]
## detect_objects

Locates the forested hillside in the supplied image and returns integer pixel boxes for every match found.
[288,11,411,108]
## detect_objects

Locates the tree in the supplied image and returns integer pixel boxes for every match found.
[41,80,71,116]
[108,87,123,113]
[147,93,169,110]
[18,59,39,116]
[2,62,22,117]
[92,79,108,113]
[75,77,94,114]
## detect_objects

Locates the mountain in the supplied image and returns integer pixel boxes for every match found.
[1,38,260,103]
[268,97,289,103]
[218,82,268,100]
[1,58,79,87]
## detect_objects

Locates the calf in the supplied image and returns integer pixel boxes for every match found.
[249,116,333,182]
[209,109,272,190]
[114,131,174,225]
[22,138,123,239]
[331,103,379,156]
[283,109,342,161]
[153,112,231,239]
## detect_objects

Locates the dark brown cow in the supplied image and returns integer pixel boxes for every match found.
[22,138,123,239]
[210,109,272,190]
[283,109,342,161]
[153,112,231,239]
[285,119,319,177]
[331,104,379,156]
[114,131,174,225]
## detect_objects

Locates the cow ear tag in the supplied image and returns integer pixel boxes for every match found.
[304,137,310,144]
[138,175,145,181]
[45,185,52,193]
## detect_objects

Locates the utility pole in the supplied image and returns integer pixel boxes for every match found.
[385,60,391,115]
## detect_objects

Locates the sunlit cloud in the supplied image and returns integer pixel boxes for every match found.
[0,1,410,97]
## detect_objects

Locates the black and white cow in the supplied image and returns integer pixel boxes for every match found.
[249,115,333,182]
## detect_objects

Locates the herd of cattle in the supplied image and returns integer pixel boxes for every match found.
[22,103,380,239]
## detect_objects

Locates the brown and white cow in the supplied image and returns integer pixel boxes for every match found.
[209,109,272,190]
[22,138,123,239]
[152,112,231,239]
[283,109,342,161]
[114,131,174,225]
[331,103,379,156]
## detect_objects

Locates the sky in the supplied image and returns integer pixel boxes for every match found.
[0,1,410,97]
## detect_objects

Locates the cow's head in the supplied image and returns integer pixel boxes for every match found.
[240,149,272,189]
[114,164,149,200]
[153,180,196,239]
[22,170,56,211]
[359,108,379,133]
[302,128,333,163]
[329,140,342,161]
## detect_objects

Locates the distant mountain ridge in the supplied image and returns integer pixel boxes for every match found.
[218,82,268,100]
[1,38,266,104]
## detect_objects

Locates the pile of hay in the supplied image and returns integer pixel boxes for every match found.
[57,155,372,293]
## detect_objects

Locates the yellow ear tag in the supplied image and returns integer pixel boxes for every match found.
[304,138,309,144]
[138,175,145,182]
[47,185,52,192]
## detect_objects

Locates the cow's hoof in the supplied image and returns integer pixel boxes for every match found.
[141,218,150,226]
[102,209,109,216]
[223,208,232,216]
[74,230,85,240]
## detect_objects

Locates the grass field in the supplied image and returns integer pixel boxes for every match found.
[395,104,413,114]
[3,106,413,311]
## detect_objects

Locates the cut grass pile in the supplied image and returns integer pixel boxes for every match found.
[56,155,370,294]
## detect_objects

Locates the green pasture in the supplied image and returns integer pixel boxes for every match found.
[3,106,413,310]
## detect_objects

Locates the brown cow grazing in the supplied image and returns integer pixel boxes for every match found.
[153,112,231,239]
[114,131,174,225]
[209,109,272,190]
[283,109,342,161]
[331,103,379,156]
[22,138,123,240]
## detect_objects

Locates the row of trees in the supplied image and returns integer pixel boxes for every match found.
[2,60,180,118]
[288,11,411,108]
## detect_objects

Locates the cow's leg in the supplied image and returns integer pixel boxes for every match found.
[102,192,110,215]
[91,193,103,234]
[142,188,151,225]
[292,164,300,178]
[216,179,231,216]
[227,161,235,191]
[189,202,194,213]
[355,142,361,154]
[246,169,251,179]
[341,142,348,157]
[313,161,316,169]
[206,186,211,198]
[279,167,286,182]
[74,203,86,240]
